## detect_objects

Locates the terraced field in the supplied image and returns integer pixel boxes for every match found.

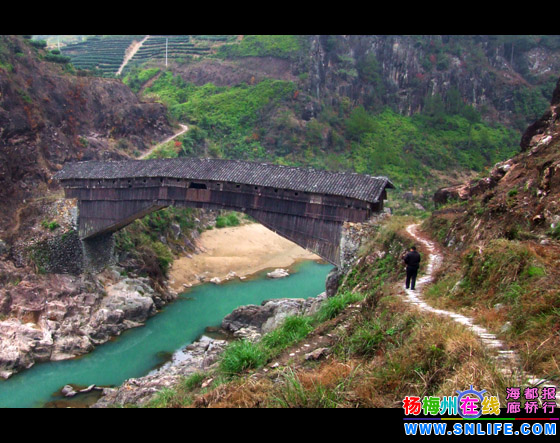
[62,35,145,76]
[130,35,206,63]
[60,35,236,76]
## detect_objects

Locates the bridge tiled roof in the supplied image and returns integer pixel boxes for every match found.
[55,158,394,203]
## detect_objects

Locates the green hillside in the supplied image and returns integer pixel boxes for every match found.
[35,35,560,212]
[134,68,519,213]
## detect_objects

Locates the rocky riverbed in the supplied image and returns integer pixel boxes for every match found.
[0,262,174,380]
[0,218,328,383]
[91,292,327,407]
[0,203,373,401]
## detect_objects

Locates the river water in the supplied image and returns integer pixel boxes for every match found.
[0,260,332,408]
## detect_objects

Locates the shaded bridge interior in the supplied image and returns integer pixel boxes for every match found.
[55,158,394,267]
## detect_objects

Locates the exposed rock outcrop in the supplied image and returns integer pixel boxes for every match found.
[0,35,174,234]
[303,35,560,127]
[433,160,514,207]
[340,217,385,269]
[92,335,229,407]
[0,264,166,379]
[520,77,560,152]
[91,293,328,407]
[221,294,326,337]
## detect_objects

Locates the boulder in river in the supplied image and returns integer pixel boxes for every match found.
[61,385,77,397]
[222,294,327,335]
[266,269,289,279]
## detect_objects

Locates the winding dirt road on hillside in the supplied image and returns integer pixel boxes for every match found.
[403,223,559,401]
[139,124,189,160]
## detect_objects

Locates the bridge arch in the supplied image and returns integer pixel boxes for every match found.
[55,158,393,267]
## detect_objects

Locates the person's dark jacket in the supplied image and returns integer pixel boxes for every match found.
[404,250,421,270]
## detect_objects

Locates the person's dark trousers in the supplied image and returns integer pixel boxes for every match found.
[406,267,418,290]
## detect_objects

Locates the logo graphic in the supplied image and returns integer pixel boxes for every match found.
[456,385,486,418]
[402,385,558,437]
[403,385,557,418]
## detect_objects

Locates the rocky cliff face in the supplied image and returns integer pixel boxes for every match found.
[0,36,177,379]
[0,35,174,234]
[301,35,560,127]
[520,77,560,152]
[165,36,559,130]
[0,260,166,379]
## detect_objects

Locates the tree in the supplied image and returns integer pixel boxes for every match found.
[345,106,376,140]
[445,88,463,115]
[357,53,382,86]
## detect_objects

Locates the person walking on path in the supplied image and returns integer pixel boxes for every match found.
[403,246,421,290]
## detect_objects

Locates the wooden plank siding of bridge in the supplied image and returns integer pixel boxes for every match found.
[55,158,394,266]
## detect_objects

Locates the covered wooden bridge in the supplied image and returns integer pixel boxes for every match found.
[55,158,393,266]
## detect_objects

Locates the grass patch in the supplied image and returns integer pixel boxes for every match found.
[271,364,358,408]
[145,372,207,408]
[219,314,316,378]
[41,219,60,231]
[215,213,240,228]
[123,66,161,93]
[461,239,535,298]
[216,35,304,59]
[144,387,179,408]
[260,316,314,355]
[313,290,364,323]
[145,142,180,159]
[218,340,269,376]
[419,225,560,379]
[349,298,507,403]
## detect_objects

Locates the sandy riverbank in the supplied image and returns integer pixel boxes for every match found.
[169,223,322,291]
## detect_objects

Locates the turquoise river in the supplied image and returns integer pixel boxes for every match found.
[0,260,332,408]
